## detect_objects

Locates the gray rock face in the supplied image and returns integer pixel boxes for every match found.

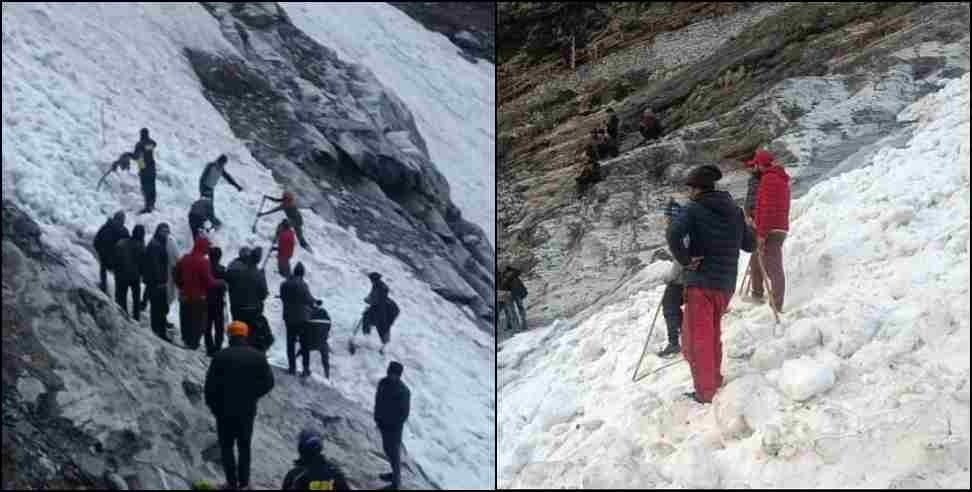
[389,2,496,63]
[191,3,494,332]
[1,200,437,490]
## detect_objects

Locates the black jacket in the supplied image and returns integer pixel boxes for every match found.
[141,235,169,287]
[606,114,619,139]
[666,190,754,292]
[374,376,410,431]
[204,342,274,419]
[209,261,227,306]
[745,173,761,215]
[114,234,145,282]
[366,279,389,306]
[132,137,157,177]
[281,453,351,491]
[501,276,527,301]
[226,263,269,310]
[94,219,130,269]
[280,276,315,325]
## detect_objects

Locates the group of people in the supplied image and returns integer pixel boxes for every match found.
[576,106,665,197]
[93,128,411,489]
[657,149,791,404]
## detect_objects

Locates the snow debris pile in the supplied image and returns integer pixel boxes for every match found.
[2,3,493,488]
[499,73,970,489]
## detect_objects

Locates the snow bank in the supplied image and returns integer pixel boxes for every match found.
[2,3,493,488]
[499,73,970,488]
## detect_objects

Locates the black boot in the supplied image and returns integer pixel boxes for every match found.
[657,343,681,358]
[684,392,706,404]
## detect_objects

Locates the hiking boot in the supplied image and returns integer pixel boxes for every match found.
[287,368,296,376]
[300,369,311,378]
[657,344,681,358]
[380,472,394,482]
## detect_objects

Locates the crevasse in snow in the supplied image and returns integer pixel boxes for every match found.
[498,73,970,489]
[2,3,493,489]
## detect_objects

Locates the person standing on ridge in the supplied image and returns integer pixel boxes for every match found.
[363,272,399,354]
[198,154,243,229]
[751,149,791,313]
[374,361,410,490]
[189,195,219,239]
[226,247,272,353]
[175,235,224,351]
[275,218,297,278]
[205,321,274,491]
[93,211,129,294]
[280,262,318,376]
[657,199,686,358]
[114,224,146,320]
[500,266,528,332]
[666,165,754,404]
[141,223,175,342]
[605,107,620,142]
[258,191,313,253]
[281,429,351,490]
[131,128,158,214]
[742,151,765,303]
[206,246,228,356]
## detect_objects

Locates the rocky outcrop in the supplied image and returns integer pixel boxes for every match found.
[190,2,494,332]
[498,2,970,330]
[1,200,438,490]
[389,2,496,64]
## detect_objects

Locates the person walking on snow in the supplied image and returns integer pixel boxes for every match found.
[280,262,320,376]
[750,149,791,313]
[206,246,228,356]
[93,211,129,294]
[657,200,686,358]
[363,272,399,354]
[131,128,158,214]
[275,218,297,278]
[114,224,146,320]
[742,154,764,302]
[281,429,351,490]
[141,223,175,342]
[666,165,754,404]
[188,195,219,239]
[175,236,225,350]
[205,321,274,491]
[225,247,273,353]
[374,361,410,490]
[258,191,313,253]
[198,154,243,229]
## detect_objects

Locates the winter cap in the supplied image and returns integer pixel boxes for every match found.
[297,428,323,456]
[388,361,404,376]
[662,199,683,218]
[155,222,171,236]
[132,224,146,240]
[217,154,228,164]
[684,165,723,190]
[249,247,263,265]
[238,246,251,259]
[282,191,295,205]
[227,321,249,338]
[113,211,126,224]
[745,149,775,168]
[140,128,149,138]
[368,272,382,281]
[293,262,305,277]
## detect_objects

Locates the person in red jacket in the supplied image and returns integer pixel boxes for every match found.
[176,236,225,350]
[749,149,791,313]
[276,218,297,278]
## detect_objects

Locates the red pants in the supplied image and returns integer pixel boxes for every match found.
[681,287,729,402]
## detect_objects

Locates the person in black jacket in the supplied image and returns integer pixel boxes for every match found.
[501,267,528,331]
[374,361,410,489]
[140,223,173,341]
[281,429,351,490]
[132,128,158,214]
[114,224,146,320]
[666,165,754,404]
[280,262,317,376]
[188,196,218,239]
[226,248,271,352]
[605,107,619,141]
[93,211,129,294]
[205,321,274,491]
[206,246,228,356]
[363,272,398,354]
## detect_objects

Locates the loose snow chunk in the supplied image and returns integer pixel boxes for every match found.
[786,319,823,353]
[752,339,790,372]
[581,458,664,489]
[714,374,785,441]
[778,357,837,401]
[664,441,721,489]
[819,315,881,358]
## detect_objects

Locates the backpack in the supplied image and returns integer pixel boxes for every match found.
[250,315,274,352]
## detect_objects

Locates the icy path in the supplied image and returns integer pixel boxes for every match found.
[2,3,494,488]
[498,74,971,489]
[282,2,496,246]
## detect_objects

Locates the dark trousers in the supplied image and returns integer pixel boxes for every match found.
[286,321,303,373]
[295,225,310,249]
[216,413,255,488]
[115,276,142,321]
[514,298,527,330]
[99,263,110,294]
[748,249,765,298]
[140,173,156,212]
[206,299,225,354]
[179,298,208,350]
[662,283,684,346]
[147,285,169,340]
[380,427,403,489]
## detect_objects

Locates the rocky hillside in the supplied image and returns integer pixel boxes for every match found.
[497,2,970,333]
[1,200,437,490]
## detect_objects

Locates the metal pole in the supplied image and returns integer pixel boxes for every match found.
[632,298,664,382]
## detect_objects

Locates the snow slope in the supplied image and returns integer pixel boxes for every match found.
[1,3,493,489]
[281,2,496,246]
[498,74,971,489]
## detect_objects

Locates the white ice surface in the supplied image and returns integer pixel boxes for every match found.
[282,2,496,246]
[499,74,971,489]
[2,3,494,488]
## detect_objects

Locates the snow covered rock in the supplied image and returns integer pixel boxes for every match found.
[819,315,881,358]
[777,357,837,401]
[664,441,721,489]
[785,319,823,353]
[725,323,758,359]
[760,424,784,457]
[581,458,663,489]
[751,339,790,372]
[713,374,785,441]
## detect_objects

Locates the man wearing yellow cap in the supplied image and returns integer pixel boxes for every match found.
[204,321,274,490]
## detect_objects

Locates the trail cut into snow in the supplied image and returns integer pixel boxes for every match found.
[282,2,496,246]
[498,74,970,489]
[2,3,494,489]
